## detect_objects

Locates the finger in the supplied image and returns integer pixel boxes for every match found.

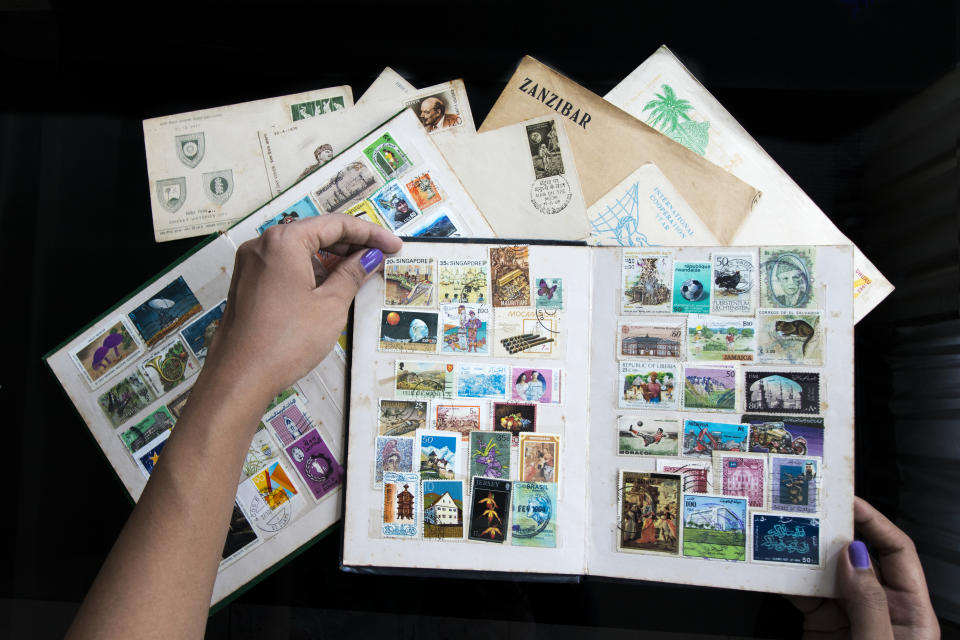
[290,214,402,256]
[318,246,385,307]
[854,497,926,593]
[786,596,850,635]
[838,540,894,640]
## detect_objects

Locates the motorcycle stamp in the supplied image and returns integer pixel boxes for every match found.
[469,431,511,479]
[69,317,142,388]
[672,262,712,314]
[374,436,414,485]
[377,399,428,437]
[618,361,680,410]
[384,257,437,307]
[769,455,821,514]
[756,309,824,365]
[682,494,748,561]
[617,471,682,556]
[469,477,512,543]
[744,370,821,415]
[682,419,748,458]
[618,415,680,456]
[378,309,439,354]
[710,250,757,315]
[490,245,531,307]
[744,414,824,457]
[616,317,685,360]
[713,452,768,509]
[382,471,420,539]
[394,360,454,400]
[752,512,821,566]
[423,479,464,540]
[656,458,713,494]
[621,248,673,314]
[418,430,458,480]
[511,482,557,548]
[438,258,489,305]
[285,429,344,502]
[518,433,559,484]
[686,315,756,362]
[683,365,737,412]
[760,247,817,309]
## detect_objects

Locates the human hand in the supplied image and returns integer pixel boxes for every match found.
[206,214,402,399]
[789,497,940,639]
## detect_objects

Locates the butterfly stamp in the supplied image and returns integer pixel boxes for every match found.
[534,277,563,310]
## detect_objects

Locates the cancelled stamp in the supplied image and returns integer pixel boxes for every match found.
[713,452,768,508]
[744,370,821,415]
[710,251,757,315]
[769,455,821,514]
[682,494,747,561]
[617,471,681,556]
[382,471,420,538]
[760,247,817,309]
[511,482,557,548]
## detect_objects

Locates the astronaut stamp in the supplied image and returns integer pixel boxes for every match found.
[382,471,420,539]
[752,512,821,566]
[618,361,680,411]
[469,477,511,543]
[374,436,415,485]
[760,247,817,309]
[423,479,464,540]
[394,360,455,400]
[621,248,673,314]
[656,458,713,494]
[756,309,824,365]
[683,365,737,412]
[710,250,757,316]
[672,262,712,314]
[490,245,531,307]
[377,399,428,437]
[69,317,142,388]
[384,257,436,307]
[714,452,768,509]
[511,482,557,548]
[769,455,821,514]
[378,309,439,354]
[744,370,821,415]
[469,431,511,480]
[682,494,748,561]
[618,415,680,456]
[285,428,344,501]
[617,471,682,556]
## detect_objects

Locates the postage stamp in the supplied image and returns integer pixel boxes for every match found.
[418,430,458,480]
[235,460,303,539]
[241,424,280,482]
[379,309,439,353]
[509,367,561,404]
[686,315,756,362]
[132,427,170,478]
[617,317,684,360]
[409,211,460,238]
[469,431,511,479]
[406,90,464,132]
[405,172,443,209]
[258,386,301,430]
[166,386,192,420]
[756,308,824,365]
[378,399,428,437]
[710,251,757,315]
[439,303,490,355]
[656,458,713,494]
[714,452,768,508]
[682,419,748,458]
[384,257,436,307]
[621,249,673,314]
[495,308,560,358]
[256,195,320,234]
[511,482,558,548]
[519,433,559,484]
[617,471,681,556]
[760,247,818,309]
[618,361,680,410]
[744,370,822,414]
[490,246,532,307]
[179,299,225,364]
[770,455,821,513]
[456,363,509,399]
[394,360,455,400]
[682,494,748,561]
[118,404,175,453]
[311,159,383,215]
[618,414,680,456]
[683,365,737,412]
[752,512,821,566]
[285,428,344,501]
[672,261,712,314]
[534,277,563,310]
[364,132,412,181]
[220,501,261,566]
[526,120,564,179]
[438,258,489,304]
[371,180,422,231]
[138,339,200,395]
[290,95,345,120]
[374,436,415,485]
[344,199,384,227]
[70,317,142,388]
[745,414,824,457]
[423,479,464,540]
[434,402,484,441]
[493,402,537,444]
[469,477,512,543]
[97,373,156,428]
[262,394,314,447]
[382,471,420,538]
[128,276,202,348]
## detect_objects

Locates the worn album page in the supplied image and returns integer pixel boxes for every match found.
[342,242,591,576]
[585,245,854,597]
[144,85,353,242]
[604,46,892,322]
[358,66,416,104]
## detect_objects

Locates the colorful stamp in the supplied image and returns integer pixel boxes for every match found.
[179,300,225,364]
[440,303,490,355]
[534,277,563,310]
[344,199,384,227]
[617,318,684,360]
[682,494,748,561]
[264,395,313,447]
[770,456,821,513]
[382,471,420,538]
[97,373,156,428]
[384,257,436,307]
[757,309,824,365]
[221,501,260,565]
[686,315,756,362]
[405,172,442,209]
[495,309,559,357]
[745,370,821,414]
[235,461,303,538]
[493,402,536,443]
[618,415,680,456]
[364,132,412,181]
[406,90,464,131]
[128,276,202,348]
[379,309,439,353]
[241,424,280,482]
[456,363,508,399]
[469,477,511,543]
[378,399,428,437]
[760,247,817,309]
[374,436,415,485]
[618,361,679,410]
[438,258,489,304]
[683,365,737,412]
[423,479,464,540]
[745,414,824,457]
[682,419,748,458]
[672,261,712,314]
[418,430,458,480]
[519,434,559,483]
[137,339,199,395]
[69,318,141,388]
[490,246,531,307]
[256,195,320,234]
[710,250,757,315]
[258,387,301,430]
[132,428,170,478]
[509,367,561,404]
[617,471,681,556]
[433,402,483,441]
[409,211,460,238]
[752,512,821,566]
[285,429,344,501]
[166,386,192,420]
[371,180,421,231]
[469,431,511,479]
[714,452,768,508]
[621,248,673,314]
[511,482,557,548]
[656,458,713,494]
[312,160,383,215]
[394,360,455,400]
[119,405,175,453]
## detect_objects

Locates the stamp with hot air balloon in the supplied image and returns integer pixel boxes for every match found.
[468,477,511,543]
[127,276,203,348]
[69,317,142,388]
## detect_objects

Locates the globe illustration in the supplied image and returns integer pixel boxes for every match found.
[681,279,705,302]
[409,318,429,342]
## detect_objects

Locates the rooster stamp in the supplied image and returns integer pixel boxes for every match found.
[710,251,757,315]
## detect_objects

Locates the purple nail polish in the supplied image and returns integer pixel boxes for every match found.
[849,540,871,569]
[361,248,384,273]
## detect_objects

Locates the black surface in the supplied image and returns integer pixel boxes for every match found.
[2,3,957,637]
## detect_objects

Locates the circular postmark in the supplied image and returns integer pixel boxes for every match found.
[530,174,572,215]
[247,495,292,533]
[512,488,553,539]
[714,256,754,294]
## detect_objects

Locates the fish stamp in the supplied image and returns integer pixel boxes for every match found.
[621,249,673,314]
[285,429,344,501]
[745,414,824,457]
[618,415,680,456]
[379,309,439,353]
[440,303,490,355]
[423,479,464,540]
[405,172,443,209]
[617,471,681,556]
[714,452,768,508]
[374,436,415,485]
[493,402,537,444]
[469,477,511,543]
[119,405,175,453]
[519,433,559,484]
[394,360,454,400]
[672,261,712,314]
[682,494,748,561]
[509,367,561,404]
[710,251,757,315]
[682,419,748,458]
[745,370,822,414]
[312,160,382,215]
[69,318,142,388]
[511,482,557,548]
[760,247,817,309]
[456,363,509,399]
[618,361,679,410]
[752,513,821,566]
[490,245,531,307]
[617,317,684,360]
[378,399,428,437]
[97,373,156,428]
[179,300,225,364]
[656,458,713,494]
[683,365,737,412]
[770,455,821,513]
[364,132,412,181]
[757,309,824,365]
[371,181,421,231]
[384,257,436,307]
[138,339,200,395]
[128,276,203,348]
[686,315,755,362]
[494,309,560,358]
[469,431,511,479]
[438,258,489,305]
[434,402,484,441]
[534,277,563,310]
[418,430,458,480]
[382,471,420,538]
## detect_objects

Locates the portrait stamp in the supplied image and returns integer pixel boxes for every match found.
[394,360,454,400]
[438,258,489,305]
[617,471,681,556]
[97,373,156,428]
[311,159,383,215]
[285,428,344,502]
[241,424,280,482]
[511,482,557,548]
[686,315,756,362]
[770,455,821,514]
[456,363,509,400]
[410,211,460,238]
[378,399,428,437]
[745,414,824,457]
[672,261,712,314]
[156,177,186,214]
[406,90,463,132]
[119,405,175,453]
[70,317,142,388]
[710,250,757,315]
[423,479,464,540]
[440,303,490,355]
[137,339,199,395]
[382,471,420,539]
[490,245,531,307]
[256,195,320,234]
[656,458,713,494]
[364,132,412,181]
[202,169,234,205]
[760,247,817,309]
[621,248,673,314]
[519,433,559,484]
[682,419,748,458]
[493,402,537,444]
[534,277,563,310]
[744,370,822,414]
[618,361,679,411]
[509,367,561,404]
[179,299,225,364]
[469,431,511,480]
[405,172,443,209]
[128,276,202,348]
[418,430,458,480]
[714,452,768,508]
[756,308,824,365]
[682,494,748,561]
[617,317,684,360]
[618,414,680,457]
[469,477,511,543]
[236,461,303,538]
[379,309,439,353]
[752,512,821,566]
[374,436,415,485]
[132,427,170,478]
[220,501,260,566]
[264,395,313,448]
[434,402,484,442]
[371,180,421,231]
[683,365,737,412]
[166,386,192,420]
[495,308,559,358]
[384,257,437,307]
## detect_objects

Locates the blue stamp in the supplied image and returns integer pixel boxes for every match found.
[682,419,747,458]
[455,364,508,399]
[257,195,320,234]
[128,276,202,348]
[752,512,821,565]
[411,211,459,238]
[179,299,226,363]
[672,261,711,313]
[511,482,557,547]
[770,456,820,513]
[372,181,421,231]
[374,436,414,484]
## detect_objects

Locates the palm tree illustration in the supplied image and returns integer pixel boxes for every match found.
[642,84,710,156]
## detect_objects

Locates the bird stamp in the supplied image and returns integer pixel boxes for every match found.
[710,250,757,316]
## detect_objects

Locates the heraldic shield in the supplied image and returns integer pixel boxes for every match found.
[175,132,205,168]
[202,169,234,205]
[156,177,187,214]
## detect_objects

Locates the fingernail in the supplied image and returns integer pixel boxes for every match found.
[849,540,871,569]
[361,248,384,273]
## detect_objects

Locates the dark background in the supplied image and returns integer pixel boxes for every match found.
[2,2,958,637]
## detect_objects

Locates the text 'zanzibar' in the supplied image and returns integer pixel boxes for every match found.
[518,78,592,129]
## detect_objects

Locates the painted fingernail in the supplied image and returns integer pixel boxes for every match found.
[361,248,384,273]
[849,540,871,569]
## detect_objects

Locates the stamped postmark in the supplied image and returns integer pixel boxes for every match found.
[378,399,428,437]
[237,461,302,538]
[374,436,415,485]
[311,159,383,215]
[434,402,484,442]
[710,250,757,315]
[656,458,713,494]
[493,402,536,444]
[618,414,680,456]
[371,181,421,231]
[469,431,511,479]
[511,482,557,548]
[97,373,156,428]
[440,303,490,355]
[752,512,821,566]
[490,246,531,308]
[456,363,509,400]
[744,370,822,415]
[70,317,142,388]
[438,258,489,305]
[672,261,712,314]
[509,367,561,404]
[519,433,559,484]
[263,394,313,448]
[770,455,821,514]
[617,471,681,556]
[530,174,572,215]
[617,317,684,360]
[534,277,563,310]
[256,195,321,234]
[621,249,673,314]
[285,429,344,501]
[682,419,748,458]
[128,276,202,348]
[394,360,455,400]
[469,477,511,543]
[760,247,817,309]
[683,365,737,412]
[682,494,748,561]
[156,177,186,214]
[363,132,412,181]
[405,172,443,209]
[423,479,464,540]
[384,257,436,307]
[202,169,234,205]
[418,430,458,480]
[495,308,560,358]
[119,405,175,453]
[618,361,679,411]
[179,300,225,364]
[714,452,768,508]
[686,315,756,362]
[379,309,439,354]
[757,309,824,365]
[382,471,420,539]
[745,414,824,457]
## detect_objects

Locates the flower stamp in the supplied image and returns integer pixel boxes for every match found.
[469,477,511,543]
[470,431,511,479]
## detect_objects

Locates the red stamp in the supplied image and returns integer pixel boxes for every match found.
[715,453,767,508]
[406,173,442,209]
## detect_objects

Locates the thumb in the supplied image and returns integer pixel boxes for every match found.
[319,247,385,306]
[838,540,894,640]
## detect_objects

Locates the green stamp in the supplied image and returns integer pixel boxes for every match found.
[511,482,557,548]
[760,247,817,309]
[672,261,711,313]
[682,494,747,561]
[643,84,710,156]
[534,277,562,310]
[290,96,346,121]
[363,132,412,181]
